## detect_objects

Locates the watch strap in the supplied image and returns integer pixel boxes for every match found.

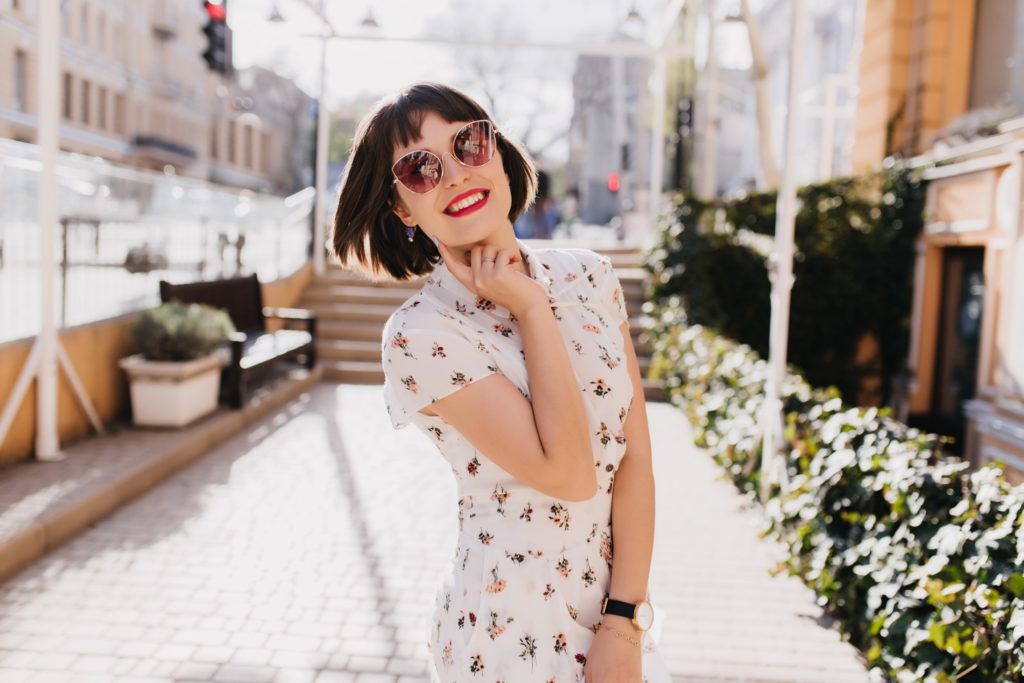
[601,596,636,619]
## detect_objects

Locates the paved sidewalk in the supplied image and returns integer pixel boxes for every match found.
[0,383,871,682]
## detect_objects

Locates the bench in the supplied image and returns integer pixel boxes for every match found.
[159,274,317,408]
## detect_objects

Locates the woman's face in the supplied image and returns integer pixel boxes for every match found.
[391,110,513,248]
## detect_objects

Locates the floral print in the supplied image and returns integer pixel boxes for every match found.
[381,239,667,682]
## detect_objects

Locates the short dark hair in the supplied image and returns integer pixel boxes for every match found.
[330,81,538,281]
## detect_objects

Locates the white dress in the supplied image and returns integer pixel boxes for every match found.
[381,238,671,683]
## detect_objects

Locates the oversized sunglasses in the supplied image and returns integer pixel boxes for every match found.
[391,120,497,194]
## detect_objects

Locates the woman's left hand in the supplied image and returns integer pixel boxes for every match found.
[583,623,643,683]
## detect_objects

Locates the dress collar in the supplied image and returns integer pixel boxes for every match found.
[427,238,555,317]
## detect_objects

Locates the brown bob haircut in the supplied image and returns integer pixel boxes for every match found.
[330,81,537,282]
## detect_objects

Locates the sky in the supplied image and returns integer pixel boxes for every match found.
[229,0,690,163]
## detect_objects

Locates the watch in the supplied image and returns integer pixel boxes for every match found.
[601,594,654,632]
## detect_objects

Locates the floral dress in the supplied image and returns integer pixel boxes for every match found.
[381,238,671,683]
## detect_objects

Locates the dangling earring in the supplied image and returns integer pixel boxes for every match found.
[406,226,415,242]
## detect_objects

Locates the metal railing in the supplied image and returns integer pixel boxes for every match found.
[0,138,314,345]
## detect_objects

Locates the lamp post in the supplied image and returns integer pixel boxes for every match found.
[267,0,337,276]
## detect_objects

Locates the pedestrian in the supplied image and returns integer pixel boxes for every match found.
[514,168,558,239]
[330,81,670,683]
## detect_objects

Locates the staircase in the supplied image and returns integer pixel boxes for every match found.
[301,243,666,401]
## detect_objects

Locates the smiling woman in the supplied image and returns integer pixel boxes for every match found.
[330,82,671,683]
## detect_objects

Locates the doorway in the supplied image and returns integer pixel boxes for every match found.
[926,247,985,455]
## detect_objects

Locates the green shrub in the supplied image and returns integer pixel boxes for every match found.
[647,300,1024,683]
[645,164,925,406]
[130,301,236,362]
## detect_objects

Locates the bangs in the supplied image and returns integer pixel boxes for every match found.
[381,82,492,151]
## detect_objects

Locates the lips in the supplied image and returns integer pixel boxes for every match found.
[444,188,490,216]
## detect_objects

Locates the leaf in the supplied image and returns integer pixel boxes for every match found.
[1006,573,1024,599]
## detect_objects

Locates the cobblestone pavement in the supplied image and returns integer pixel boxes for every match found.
[0,383,871,682]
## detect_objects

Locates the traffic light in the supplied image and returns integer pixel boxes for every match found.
[607,172,620,193]
[201,0,229,74]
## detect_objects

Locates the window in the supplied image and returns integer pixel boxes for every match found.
[211,121,219,160]
[14,49,26,112]
[243,124,253,168]
[261,131,272,173]
[114,92,125,132]
[97,85,107,130]
[80,4,88,46]
[227,119,236,164]
[81,80,90,125]
[97,13,106,54]
[63,72,73,119]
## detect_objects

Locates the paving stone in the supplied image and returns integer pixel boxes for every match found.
[0,383,872,682]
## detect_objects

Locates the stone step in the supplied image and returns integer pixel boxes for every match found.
[318,270,425,289]
[322,359,385,384]
[317,339,380,362]
[305,284,415,307]
[301,301,396,323]
[317,319,388,342]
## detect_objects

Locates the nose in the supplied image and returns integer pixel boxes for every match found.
[442,150,470,188]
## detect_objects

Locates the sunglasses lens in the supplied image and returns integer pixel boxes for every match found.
[454,121,494,166]
[393,151,442,193]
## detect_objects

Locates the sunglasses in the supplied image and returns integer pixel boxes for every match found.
[391,119,497,194]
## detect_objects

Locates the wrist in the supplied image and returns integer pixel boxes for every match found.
[601,613,641,631]
[512,300,555,322]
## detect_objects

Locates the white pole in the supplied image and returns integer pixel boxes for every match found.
[313,28,329,275]
[700,0,719,198]
[818,75,839,180]
[648,50,668,238]
[760,0,806,499]
[36,0,62,461]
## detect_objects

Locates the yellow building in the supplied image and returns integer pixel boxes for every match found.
[853,0,1024,483]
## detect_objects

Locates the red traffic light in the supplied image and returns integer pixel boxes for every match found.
[607,172,620,193]
[204,0,226,21]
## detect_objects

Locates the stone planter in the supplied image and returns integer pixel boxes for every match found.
[118,348,230,428]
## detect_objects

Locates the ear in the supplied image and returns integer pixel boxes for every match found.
[391,197,417,228]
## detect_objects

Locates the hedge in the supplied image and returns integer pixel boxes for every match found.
[644,164,925,407]
[645,300,1024,683]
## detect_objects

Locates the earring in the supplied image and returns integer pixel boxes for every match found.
[406,225,416,242]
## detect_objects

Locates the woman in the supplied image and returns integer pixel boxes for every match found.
[331,82,669,683]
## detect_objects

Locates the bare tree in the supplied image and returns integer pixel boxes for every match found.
[436,0,572,156]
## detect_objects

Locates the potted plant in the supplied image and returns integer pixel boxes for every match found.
[118,301,237,427]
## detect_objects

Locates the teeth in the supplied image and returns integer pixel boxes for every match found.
[447,192,486,213]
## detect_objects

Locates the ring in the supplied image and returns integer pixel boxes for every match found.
[483,257,496,262]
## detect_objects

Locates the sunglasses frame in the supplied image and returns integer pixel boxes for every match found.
[390,119,497,194]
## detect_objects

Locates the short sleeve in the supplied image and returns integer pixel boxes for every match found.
[594,253,629,327]
[380,324,499,430]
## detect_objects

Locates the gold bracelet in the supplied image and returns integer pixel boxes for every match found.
[600,623,641,647]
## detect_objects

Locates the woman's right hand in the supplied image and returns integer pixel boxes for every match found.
[437,241,550,319]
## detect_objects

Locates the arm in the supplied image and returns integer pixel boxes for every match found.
[423,303,598,501]
[603,318,656,631]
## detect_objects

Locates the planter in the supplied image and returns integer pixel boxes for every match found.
[118,348,230,428]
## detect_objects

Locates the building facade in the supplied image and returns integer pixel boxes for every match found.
[699,0,864,196]
[567,45,652,226]
[0,0,312,194]
[852,0,1024,483]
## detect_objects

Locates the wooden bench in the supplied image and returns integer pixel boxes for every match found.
[159,274,317,408]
